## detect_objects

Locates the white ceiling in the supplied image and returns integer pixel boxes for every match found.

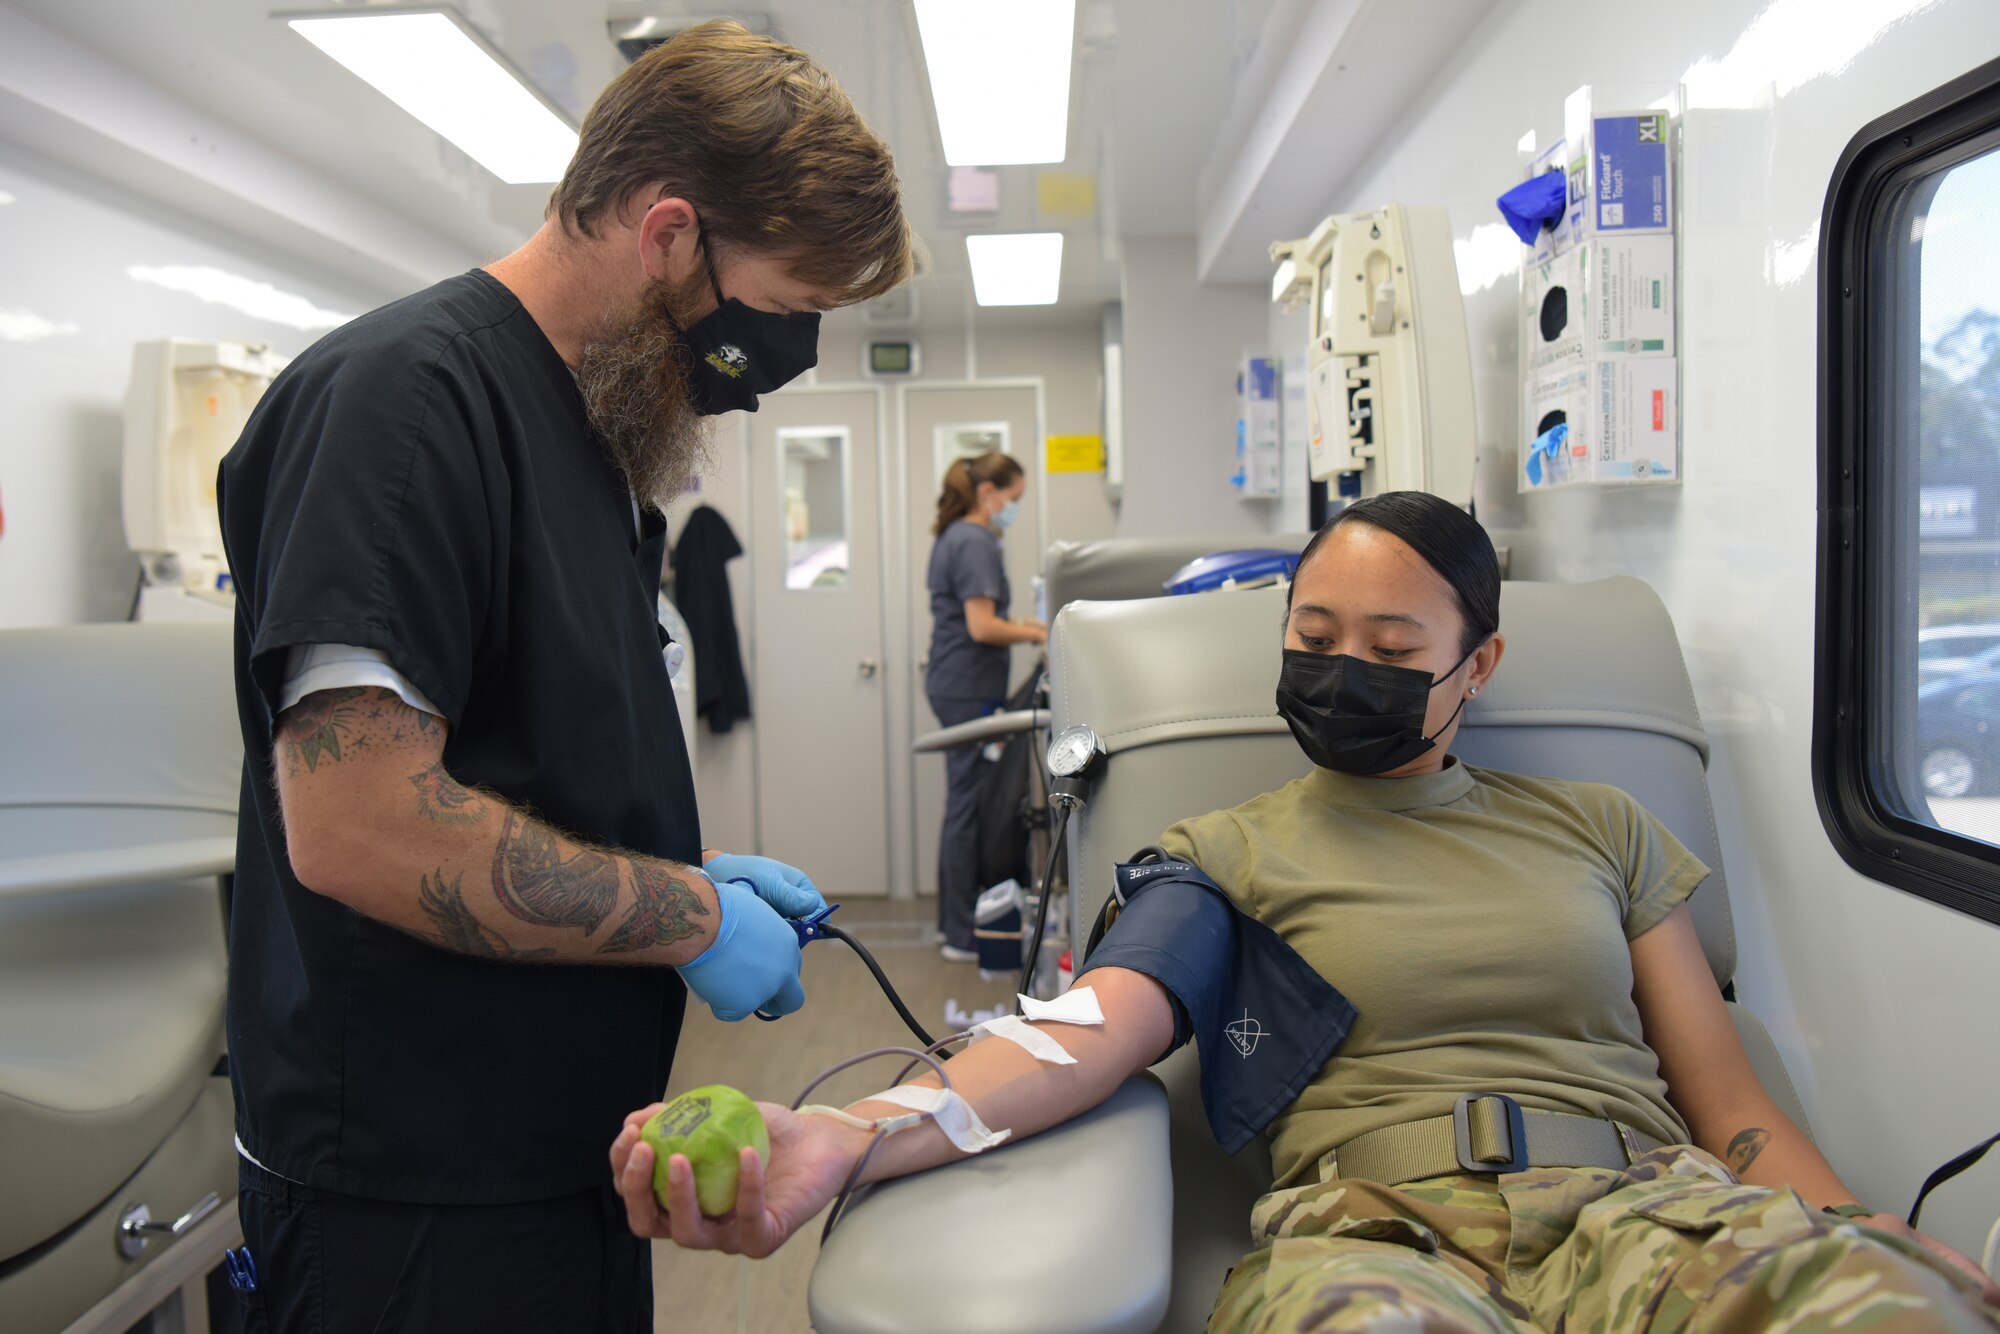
[6,0,1255,332]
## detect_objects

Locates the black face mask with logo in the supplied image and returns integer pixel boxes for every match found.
[1274,644,1480,775]
[668,225,821,416]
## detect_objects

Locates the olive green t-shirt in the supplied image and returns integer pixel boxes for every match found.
[1159,760,1709,1189]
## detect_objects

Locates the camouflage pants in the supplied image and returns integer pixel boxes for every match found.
[1208,1145,1999,1333]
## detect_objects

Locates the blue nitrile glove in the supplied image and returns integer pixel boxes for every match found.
[702,853,827,920]
[675,878,806,1022]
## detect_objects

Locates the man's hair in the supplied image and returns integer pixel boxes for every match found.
[547,20,912,305]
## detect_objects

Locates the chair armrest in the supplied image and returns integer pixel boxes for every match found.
[0,836,234,901]
[911,710,1050,753]
[808,1074,1171,1334]
[0,806,235,902]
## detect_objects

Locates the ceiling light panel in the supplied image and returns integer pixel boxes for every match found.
[915,0,1075,166]
[286,10,578,185]
[967,232,1064,306]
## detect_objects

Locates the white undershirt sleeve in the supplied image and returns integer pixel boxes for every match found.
[279,643,445,718]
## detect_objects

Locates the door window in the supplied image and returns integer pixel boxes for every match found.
[933,422,1010,480]
[779,427,851,590]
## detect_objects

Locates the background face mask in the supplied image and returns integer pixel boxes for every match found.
[993,499,1021,530]
[1274,646,1475,775]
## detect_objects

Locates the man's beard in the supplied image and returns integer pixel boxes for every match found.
[576,275,713,511]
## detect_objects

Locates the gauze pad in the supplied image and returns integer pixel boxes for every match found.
[1019,987,1104,1026]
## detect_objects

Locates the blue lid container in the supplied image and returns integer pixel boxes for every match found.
[1163,548,1302,596]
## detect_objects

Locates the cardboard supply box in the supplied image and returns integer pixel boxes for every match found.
[1233,355,1282,498]
[1517,87,1679,489]
[1521,355,1678,490]
[1522,235,1675,373]
[1529,101,1673,262]
[1564,95,1673,238]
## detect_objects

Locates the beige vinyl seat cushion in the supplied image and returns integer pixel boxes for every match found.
[0,624,237,1263]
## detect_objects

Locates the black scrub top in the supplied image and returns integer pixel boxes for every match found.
[217,270,698,1206]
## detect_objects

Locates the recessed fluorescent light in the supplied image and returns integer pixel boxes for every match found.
[967,233,1063,306]
[285,9,577,185]
[915,0,1074,165]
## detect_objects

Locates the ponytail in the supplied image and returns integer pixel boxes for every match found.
[931,450,1024,536]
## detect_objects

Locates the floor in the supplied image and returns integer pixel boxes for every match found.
[650,897,1019,1333]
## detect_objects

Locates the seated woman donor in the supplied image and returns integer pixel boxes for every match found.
[611,492,2000,1331]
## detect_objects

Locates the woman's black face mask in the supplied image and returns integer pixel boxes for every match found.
[1274,643,1480,776]
[667,225,821,416]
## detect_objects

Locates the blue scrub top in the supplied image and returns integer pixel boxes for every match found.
[926,518,1010,702]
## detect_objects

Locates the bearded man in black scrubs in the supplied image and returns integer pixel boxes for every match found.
[214,21,910,1331]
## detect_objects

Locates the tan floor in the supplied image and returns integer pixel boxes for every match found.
[651,898,1019,1333]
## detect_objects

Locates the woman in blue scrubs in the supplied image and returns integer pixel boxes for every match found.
[924,451,1047,960]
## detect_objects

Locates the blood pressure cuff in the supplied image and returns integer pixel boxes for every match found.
[1076,852,1358,1154]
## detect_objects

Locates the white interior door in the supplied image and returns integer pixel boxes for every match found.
[748,387,890,896]
[902,382,1042,898]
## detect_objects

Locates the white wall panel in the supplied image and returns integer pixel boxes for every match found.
[1285,0,2000,1252]
[0,141,392,629]
[1118,236,1282,540]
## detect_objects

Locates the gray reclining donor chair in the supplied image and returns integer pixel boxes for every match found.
[1043,534,1311,614]
[811,576,1809,1334]
[0,624,240,1334]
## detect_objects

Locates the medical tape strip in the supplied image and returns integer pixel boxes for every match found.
[967,1014,1078,1065]
[1017,986,1104,1026]
[868,1085,1011,1154]
[796,1105,929,1137]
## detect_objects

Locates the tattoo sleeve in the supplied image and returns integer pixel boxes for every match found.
[490,808,621,932]
[410,762,487,826]
[275,687,371,773]
[599,860,712,954]
[418,868,555,962]
[1725,1126,1771,1176]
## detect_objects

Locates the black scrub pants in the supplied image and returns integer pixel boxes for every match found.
[232,1156,651,1333]
[929,693,993,951]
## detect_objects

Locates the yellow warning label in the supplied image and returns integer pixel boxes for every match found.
[1046,434,1104,474]
[1036,171,1097,217]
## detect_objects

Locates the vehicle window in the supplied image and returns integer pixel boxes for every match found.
[1818,62,2000,925]
[1904,150,2000,837]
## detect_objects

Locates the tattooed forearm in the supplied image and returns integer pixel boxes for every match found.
[490,809,620,932]
[410,763,487,826]
[275,687,372,773]
[418,868,554,961]
[599,860,712,954]
[1725,1127,1771,1176]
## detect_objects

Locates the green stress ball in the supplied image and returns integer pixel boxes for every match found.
[641,1085,770,1217]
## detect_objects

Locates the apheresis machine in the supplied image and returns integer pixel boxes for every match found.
[122,338,287,623]
[1269,204,1476,501]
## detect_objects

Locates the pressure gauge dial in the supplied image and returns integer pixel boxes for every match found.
[1047,724,1102,779]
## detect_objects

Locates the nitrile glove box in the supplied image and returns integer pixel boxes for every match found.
[1521,356,1677,490]
[1564,90,1673,237]
[1522,236,1675,373]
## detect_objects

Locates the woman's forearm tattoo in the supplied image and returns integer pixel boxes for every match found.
[1725,1126,1771,1176]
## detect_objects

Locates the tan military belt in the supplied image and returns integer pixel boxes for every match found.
[1330,1094,1663,1186]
